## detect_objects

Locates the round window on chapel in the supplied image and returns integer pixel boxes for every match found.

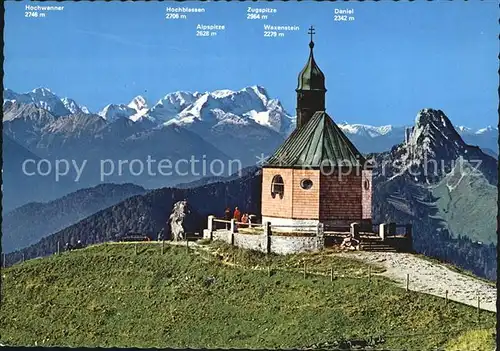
[300,178,313,190]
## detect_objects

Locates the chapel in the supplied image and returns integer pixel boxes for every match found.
[261,27,372,229]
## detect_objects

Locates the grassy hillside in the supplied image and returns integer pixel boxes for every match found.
[0,242,495,349]
[5,169,261,266]
[432,159,497,245]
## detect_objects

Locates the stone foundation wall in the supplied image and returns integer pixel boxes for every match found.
[270,236,322,255]
[210,229,323,255]
[212,230,233,243]
[234,233,268,253]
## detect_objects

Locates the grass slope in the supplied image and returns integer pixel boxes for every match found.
[432,159,497,245]
[444,328,496,351]
[0,242,495,349]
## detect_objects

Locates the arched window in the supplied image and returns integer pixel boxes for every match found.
[271,175,284,199]
[363,179,370,190]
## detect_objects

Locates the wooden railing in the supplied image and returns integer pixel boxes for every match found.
[207,216,412,243]
[212,218,231,231]
[270,224,317,228]
[210,216,264,233]
[378,223,412,239]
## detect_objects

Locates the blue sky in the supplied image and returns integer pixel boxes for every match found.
[5,1,498,128]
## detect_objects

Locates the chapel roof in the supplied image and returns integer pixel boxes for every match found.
[264,111,366,168]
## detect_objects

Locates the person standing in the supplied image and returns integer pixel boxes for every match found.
[224,207,231,229]
[233,207,242,222]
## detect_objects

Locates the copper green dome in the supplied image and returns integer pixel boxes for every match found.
[296,40,326,92]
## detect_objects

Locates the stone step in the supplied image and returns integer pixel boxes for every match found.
[360,238,384,243]
[360,243,399,251]
[360,244,396,248]
[361,247,399,252]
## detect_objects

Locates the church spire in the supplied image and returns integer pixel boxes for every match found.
[296,26,327,129]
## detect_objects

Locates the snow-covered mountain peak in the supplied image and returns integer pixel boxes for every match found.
[338,123,401,138]
[246,85,269,104]
[61,97,90,114]
[128,95,148,112]
[214,112,249,126]
[377,125,395,135]
[4,87,94,117]
[210,89,235,99]
[414,108,451,128]
[176,87,268,123]
[405,108,469,162]
[204,86,268,106]
[97,95,152,123]
[163,116,198,128]
[170,85,292,133]
[31,87,54,96]
[251,85,268,95]
[98,103,137,122]
[126,96,150,122]
[147,91,200,124]
[208,86,268,100]
[476,126,497,135]
[4,87,71,117]
[410,108,457,140]
[374,109,497,187]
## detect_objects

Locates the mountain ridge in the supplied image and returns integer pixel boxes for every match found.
[3,87,497,214]
[2,183,147,253]
[5,87,495,145]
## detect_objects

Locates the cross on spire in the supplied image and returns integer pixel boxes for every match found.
[308,26,315,49]
[308,26,315,42]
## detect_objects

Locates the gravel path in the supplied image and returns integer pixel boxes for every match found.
[335,251,496,313]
